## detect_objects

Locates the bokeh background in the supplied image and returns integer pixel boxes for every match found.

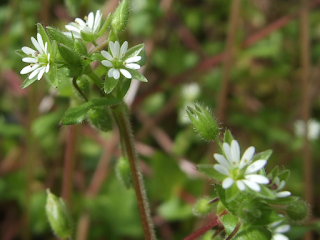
[1,0,320,239]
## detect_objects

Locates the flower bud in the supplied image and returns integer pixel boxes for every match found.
[186,104,220,141]
[111,0,130,33]
[87,106,113,132]
[45,189,73,239]
[58,43,83,77]
[285,199,308,222]
[115,157,132,188]
[192,197,214,217]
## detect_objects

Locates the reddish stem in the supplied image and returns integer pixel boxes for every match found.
[182,216,220,240]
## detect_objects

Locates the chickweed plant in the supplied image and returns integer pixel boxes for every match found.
[16,0,308,239]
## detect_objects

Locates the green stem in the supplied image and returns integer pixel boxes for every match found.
[72,77,88,102]
[84,68,104,94]
[112,102,156,240]
[89,39,109,54]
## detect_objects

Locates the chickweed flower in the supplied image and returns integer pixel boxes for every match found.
[269,176,291,198]
[101,41,141,80]
[65,10,102,38]
[213,140,269,192]
[20,33,50,81]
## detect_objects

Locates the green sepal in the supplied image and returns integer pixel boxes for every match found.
[266,196,299,205]
[58,43,83,77]
[98,13,112,36]
[21,76,38,89]
[104,75,119,94]
[45,189,73,239]
[250,185,276,200]
[80,30,95,43]
[225,183,240,202]
[51,40,58,60]
[15,49,28,58]
[252,149,273,161]
[216,184,234,214]
[127,69,148,82]
[46,63,58,88]
[91,53,105,62]
[267,165,279,179]
[196,164,226,181]
[87,106,113,132]
[46,27,74,49]
[74,39,87,55]
[124,43,145,60]
[138,46,147,66]
[111,0,129,33]
[115,157,132,188]
[108,29,119,43]
[37,23,51,49]
[61,98,120,125]
[278,169,290,182]
[223,130,234,145]
[114,77,131,99]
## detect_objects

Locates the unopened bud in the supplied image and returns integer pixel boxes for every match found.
[111,0,130,33]
[45,189,73,239]
[285,199,308,222]
[193,197,214,217]
[186,104,220,141]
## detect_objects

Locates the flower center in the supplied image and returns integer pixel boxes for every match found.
[112,59,123,69]
[38,54,48,64]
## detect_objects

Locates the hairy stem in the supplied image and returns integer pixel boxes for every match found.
[72,77,88,102]
[112,102,156,240]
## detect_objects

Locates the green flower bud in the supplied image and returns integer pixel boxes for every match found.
[46,27,74,49]
[58,43,83,77]
[87,106,113,132]
[115,157,132,188]
[45,189,73,239]
[285,199,309,222]
[111,0,130,34]
[186,104,220,141]
[192,197,215,217]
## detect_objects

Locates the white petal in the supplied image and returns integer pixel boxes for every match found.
[276,191,291,198]
[20,64,40,74]
[239,146,255,169]
[87,12,94,29]
[29,67,42,79]
[272,233,289,240]
[22,46,36,55]
[120,41,128,57]
[113,69,120,79]
[231,140,240,164]
[37,67,46,80]
[126,56,141,63]
[245,174,269,184]
[243,179,261,192]
[275,225,290,233]
[213,164,230,176]
[47,53,50,61]
[125,63,140,70]
[120,68,132,78]
[236,180,246,191]
[245,160,267,174]
[31,36,42,54]
[101,60,113,67]
[45,63,50,73]
[111,41,120,58]
[22,57,38,63]
[278,180,285,191]
[65,25,81,33]
[214,153,231,169]
[44,42,48,54]
[223,142,232,163]
[108,68,114,78]
[93,10,102,31]
[222,177,234,189]
[101,50,113,61]
[37,33,45,53]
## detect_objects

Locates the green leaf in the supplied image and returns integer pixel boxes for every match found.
[87,106,113,132]
[278,170,290,182]
[114,77,131,100]
[267,166,279,179]
[98,13,111,36]
[104,75,119,93]
[252,149,273,161]
[127,69,148,82]
[37,23,51,49]
[220,213,239,235]
[61,101,93,125]
[233,226,271,240]
[90,97,121,107]
[46,27,74,49]
[124,43,145,60]
[21,76,38,89]
[196,164,225,181]
[46,63,58,87]
[223,130,234,145]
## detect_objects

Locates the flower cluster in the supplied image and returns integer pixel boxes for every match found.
[20,33,51,81]
[213,140,269,192]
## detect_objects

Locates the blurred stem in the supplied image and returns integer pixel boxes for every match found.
[61,125,79,207]
[89,39,109,54]
[182,216,220,240]
[72,77,88,102]
[300,0,313,240]
[84,68,104,94]
[111,102,156,240]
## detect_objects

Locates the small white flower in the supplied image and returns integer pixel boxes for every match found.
[20,33,51,80]
[269,220,290,240]
[294,119,320,140]
[213,140,269,192]
[269,177,291,198]
[65,10,102,38]
[101,41,141,80]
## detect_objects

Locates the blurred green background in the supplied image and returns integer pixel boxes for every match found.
[1,0,320,239]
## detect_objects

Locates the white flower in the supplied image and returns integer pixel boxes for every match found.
[269,176,291,198]
[294,119,320,140]
[101,41,141,80]
[65,10,102,38]
[269,220,290,240]
[20,33,51,80]
[213,140,269,192]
